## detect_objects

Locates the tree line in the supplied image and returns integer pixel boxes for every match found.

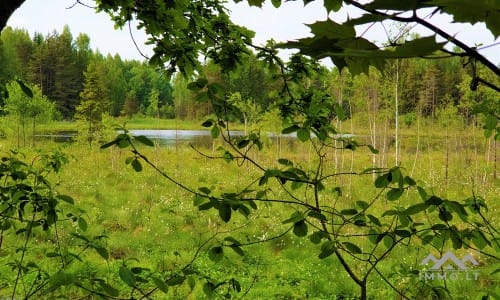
[0,26,173,121]
[1,25,498,128]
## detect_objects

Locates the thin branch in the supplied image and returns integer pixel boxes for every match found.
[128,21,149,60]
[66,0,96,10]
[343,0,500,78]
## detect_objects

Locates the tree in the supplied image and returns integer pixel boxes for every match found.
[75,61,110,144]
[0,1,498,299]
[97,1,498,299]
[0,27,33,80]
[5,80,55,147]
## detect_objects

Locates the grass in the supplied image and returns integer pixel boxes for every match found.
[0,116,498,299]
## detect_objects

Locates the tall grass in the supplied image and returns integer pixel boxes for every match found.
[0,116,498,299]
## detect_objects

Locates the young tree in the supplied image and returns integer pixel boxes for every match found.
[5,80,55,147]
[75,61,110,144]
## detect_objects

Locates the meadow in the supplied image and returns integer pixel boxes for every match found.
[0,115,498,299]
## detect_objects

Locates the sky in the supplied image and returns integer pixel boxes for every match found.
[5,0,500,66]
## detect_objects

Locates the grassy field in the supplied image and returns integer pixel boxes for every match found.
[0,116,498,299]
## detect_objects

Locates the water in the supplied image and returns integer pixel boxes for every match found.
[129,129,215,147]
[37,129,354,148]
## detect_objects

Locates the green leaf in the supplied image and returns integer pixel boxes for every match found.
[426,195,443,206]
[229,244,245,256]
[366,0,423,11]
[375,173,390,188]
[70,233,90,243]
[222,150,234,163]
[16,79,33,98]
[218,202,231,222]
[340,208,358,215]
[404,176,416,186]
[237,139,250,148]
[404,203,429,215]
[282,124,300,134]
[211,125,220,138]
[297,128,310,142]
[391,36,446,58]
[356,200,370,210]
[198,201,214,210]
[278,158,293,166]
[248,0,265,7]
[118,137,130,148]
[382,209,398,217]
[383,234,394,249]
[230,278,242,293]
[431,224,448,230]
[438,209,453,222]
[368,228,380,244]
[271,0,281,8]
[201,119,213,127]
[208,246,224,262]
[390,167,403,187]
[134,135,154,147]
[367,214,382,227]
[444,200,468,219]
[309,231,327,244]
[293,220,308,237]
[198,187,211,195]
[429,0,500,38]
[131,158,142,172]
[100,139,119,149]
[417,186,428,201]
[78,217,88,231]
[318,240,336,259]
[450,228,462,249]
[57,194,74,204]
[386,188,404,201]
[99,281,120,297]
[166,274,185,286]
[367,145,379,154]
[471,231,490,250]
[150,277,168,293]
[308,210,327,222]
[187,78,208,91]
[46,271,75,292]
[394,229,411,238]
[307,19,356,39]
[324,0,343,12]
[345,14,388,26]
[283,211,305,224]
[203,282,215,296]
[342,242,362,254]
[119,266,136,287]
[94,246,109,260]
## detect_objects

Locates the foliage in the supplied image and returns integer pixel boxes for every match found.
[1,0,499,299]
[0,26,174,121]
[95,0,499,299]
[0,150,93,299]
[5,80,56,146]
[74,61,110,144]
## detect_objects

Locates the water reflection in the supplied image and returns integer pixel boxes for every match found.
[129,129,216,147]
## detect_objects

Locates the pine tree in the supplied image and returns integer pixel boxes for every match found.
[75,61,110,144]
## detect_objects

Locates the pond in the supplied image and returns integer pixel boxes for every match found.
[129,129,217,147]
[37,129,362,149]
[37,129,295,148]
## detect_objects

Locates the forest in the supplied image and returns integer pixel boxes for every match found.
[0,0,499,299]
[1,26,497,134]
